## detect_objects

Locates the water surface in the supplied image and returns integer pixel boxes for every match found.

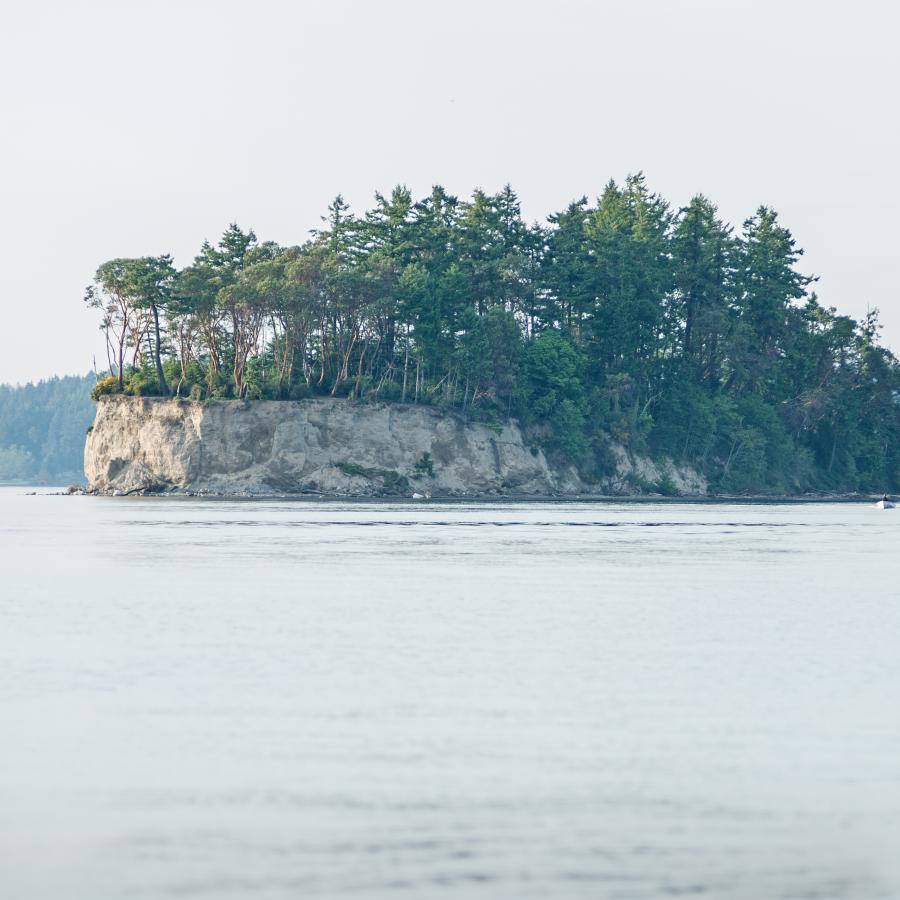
[2,488,899,898]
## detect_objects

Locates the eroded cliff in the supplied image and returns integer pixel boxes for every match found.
[84,397,706,497]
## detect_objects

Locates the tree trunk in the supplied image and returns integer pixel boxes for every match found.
[401,331,409,403]
[150,302,168,394]
[117,333,125,390]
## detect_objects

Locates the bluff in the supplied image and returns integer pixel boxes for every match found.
[84,397,706,497]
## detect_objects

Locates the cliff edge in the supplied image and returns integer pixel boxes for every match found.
[84,397,706,497]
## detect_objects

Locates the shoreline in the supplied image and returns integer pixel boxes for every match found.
[41,485,879,504]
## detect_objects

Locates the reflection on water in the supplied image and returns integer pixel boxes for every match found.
[1,489,899,899]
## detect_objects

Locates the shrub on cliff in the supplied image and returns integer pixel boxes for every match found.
[90,375,119,401]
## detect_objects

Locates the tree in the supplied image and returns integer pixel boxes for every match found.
[729,206,815,395]
[176,224,260,394]
[458,307,523,413]
[127,255,176,394]
[86,259,142,390]
[670,195,735,380]
[522,330,588,459]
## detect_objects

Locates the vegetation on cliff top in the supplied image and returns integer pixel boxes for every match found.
[85,177,900,493]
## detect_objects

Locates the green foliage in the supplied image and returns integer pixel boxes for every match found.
[458,307,523,413]
[90,375,118,400]
[654,471,679,497]
[81,179,900,493]
[0,374,96,482]
[624,471,655,493]
[413,452,435,477]
[335,461,374,478]
[335,461,410,493]
[521,331,588,459]
[381,470,410,492]
[122,362,166,397]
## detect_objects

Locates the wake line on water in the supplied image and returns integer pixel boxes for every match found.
[123,520,826,529]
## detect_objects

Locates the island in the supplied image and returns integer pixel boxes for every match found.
[82,178,900,497]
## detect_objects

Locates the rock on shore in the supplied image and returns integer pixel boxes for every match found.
[84,397,706,497]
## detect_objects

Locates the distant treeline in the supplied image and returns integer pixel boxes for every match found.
[0,375,95,483]
[85,176,899,492]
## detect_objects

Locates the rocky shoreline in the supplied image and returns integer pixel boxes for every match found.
[53,484,875,503]
[84,397,707,499]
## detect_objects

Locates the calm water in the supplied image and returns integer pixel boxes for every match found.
[1,488,899,899]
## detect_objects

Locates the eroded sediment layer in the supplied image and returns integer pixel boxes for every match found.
[84,397,706,497]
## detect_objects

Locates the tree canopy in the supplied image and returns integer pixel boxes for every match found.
[84,177,900,493]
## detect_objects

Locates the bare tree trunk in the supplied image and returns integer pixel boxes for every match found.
[117,334,125,390]
[103,324,116,381]
[332,328,358,396]
[354,339,368,398]
[150,301,168,394]
[401,329,409,403]
[317,320,327,386]
[724,438,743,476]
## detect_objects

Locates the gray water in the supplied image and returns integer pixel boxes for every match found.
[1,487,899,899]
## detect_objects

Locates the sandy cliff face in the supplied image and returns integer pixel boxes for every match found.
[84,397,706,497]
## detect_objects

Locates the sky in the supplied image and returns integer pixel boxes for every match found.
[0,0,897,385]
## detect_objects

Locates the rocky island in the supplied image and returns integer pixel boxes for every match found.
[84,397,705,497]
[79,180,899,497]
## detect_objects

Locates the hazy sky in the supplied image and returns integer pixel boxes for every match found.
[1,0,897,384]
